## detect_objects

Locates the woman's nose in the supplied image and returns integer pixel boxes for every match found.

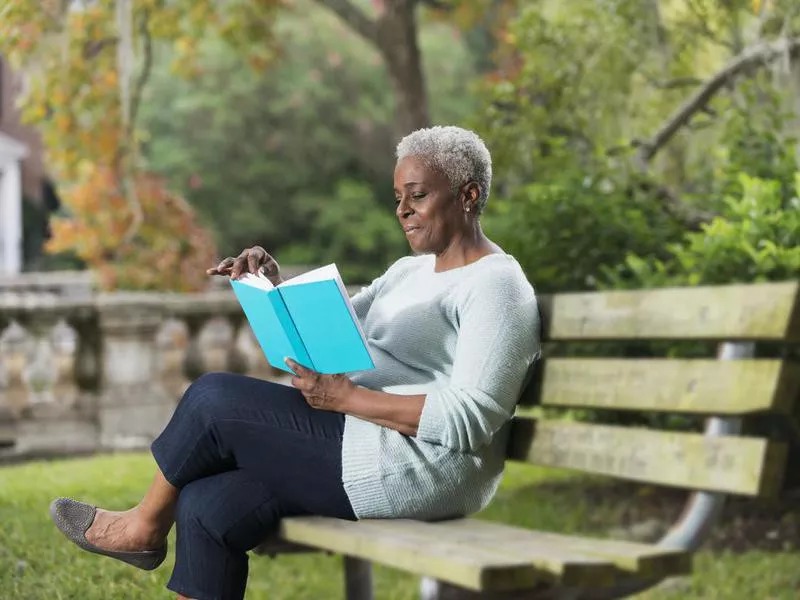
[396,199,411,218]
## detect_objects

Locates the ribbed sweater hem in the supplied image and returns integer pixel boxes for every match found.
[341,416,393,519]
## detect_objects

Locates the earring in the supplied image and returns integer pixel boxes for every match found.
[465,207,471,213]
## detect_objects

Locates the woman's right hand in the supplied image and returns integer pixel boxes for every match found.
[206,246,283,285]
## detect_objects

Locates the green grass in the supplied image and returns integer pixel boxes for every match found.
[0,453,797,599]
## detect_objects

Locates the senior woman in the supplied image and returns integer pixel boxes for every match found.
[50,125,540,600]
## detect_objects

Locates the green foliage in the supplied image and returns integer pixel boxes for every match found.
[484,161,683,293]
[607,173,800,288]
[605,77,800,290]
[686,76,799,214]
[140,2,477,276]
[279,180,407,283]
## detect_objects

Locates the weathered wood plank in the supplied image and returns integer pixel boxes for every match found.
[507,418,787,497]
[538,281,800,341]
[371,519,690,580]
[529,358,800,414]
[280,517,620,590]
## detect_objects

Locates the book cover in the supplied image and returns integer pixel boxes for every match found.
[229,265,374,375]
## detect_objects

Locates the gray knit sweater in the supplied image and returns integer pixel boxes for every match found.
[342,253,540,520]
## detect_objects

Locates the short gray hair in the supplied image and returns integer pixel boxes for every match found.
[396,126,492,213]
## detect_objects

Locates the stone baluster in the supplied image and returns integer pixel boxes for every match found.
[0,312,11,396]
[16,310,61,408]
[96,295,174,451]
[0,313,15,452]
[12,301,98,458]
[66,312,102,418]
[182,314,211,382]
[226,314,250,374]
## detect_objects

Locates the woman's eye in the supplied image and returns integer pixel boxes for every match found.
[412,193,426,200]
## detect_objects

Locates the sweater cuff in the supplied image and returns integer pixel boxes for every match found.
[417,391,447,446]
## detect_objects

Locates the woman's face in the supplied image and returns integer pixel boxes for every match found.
[393,156,464,255]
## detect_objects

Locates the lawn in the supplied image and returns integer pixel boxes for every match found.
[0,453,798,599]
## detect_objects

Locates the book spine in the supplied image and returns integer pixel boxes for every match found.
[268,289,313,369]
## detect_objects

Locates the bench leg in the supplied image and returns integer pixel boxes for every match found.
[344,556,374,600]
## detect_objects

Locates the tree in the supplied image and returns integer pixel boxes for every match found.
[0,1,270,288]
[477,0,800,225]
[0,0,498,289]
[476,0,800,293]
[138,6,477,268]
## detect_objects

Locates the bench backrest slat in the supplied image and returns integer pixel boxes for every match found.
[538,281,800,341]
[507,418,787,497]
[520,358,800,414]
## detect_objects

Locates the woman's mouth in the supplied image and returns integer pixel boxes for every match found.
[403,226,419,236]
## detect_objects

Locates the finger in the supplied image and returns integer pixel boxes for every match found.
[262,257,279,277]
[207,257,234,275]
[230,256,248,280]
[247,251,261,275]
[285,357,313,377]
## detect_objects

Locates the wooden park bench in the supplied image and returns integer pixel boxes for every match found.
[255,281,800,600]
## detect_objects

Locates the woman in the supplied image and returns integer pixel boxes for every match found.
[50,125,540,600]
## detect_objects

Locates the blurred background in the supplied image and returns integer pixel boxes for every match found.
[0,0,799,598]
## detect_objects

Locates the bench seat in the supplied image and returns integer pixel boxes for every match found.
[255,516,691,592]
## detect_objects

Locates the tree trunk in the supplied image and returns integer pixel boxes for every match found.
[316,0,431,139]
[376,0,431,138]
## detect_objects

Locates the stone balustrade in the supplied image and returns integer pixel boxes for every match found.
[0,278,364,462]
[0,269,95,300]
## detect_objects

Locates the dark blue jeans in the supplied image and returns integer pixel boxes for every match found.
[151,372,356,600]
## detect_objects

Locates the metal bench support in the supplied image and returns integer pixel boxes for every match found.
[344,556,374,600]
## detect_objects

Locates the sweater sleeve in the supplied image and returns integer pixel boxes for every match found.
[415,272,540,452]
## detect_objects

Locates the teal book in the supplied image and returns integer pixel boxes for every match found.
[229,264,375,375]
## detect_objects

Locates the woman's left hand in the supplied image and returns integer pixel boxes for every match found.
[284,358,355,411]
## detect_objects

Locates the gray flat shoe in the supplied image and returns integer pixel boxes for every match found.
[49,498,167,571]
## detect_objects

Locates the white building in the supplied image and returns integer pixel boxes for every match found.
[1,56,52,277]
[0,132,27,275]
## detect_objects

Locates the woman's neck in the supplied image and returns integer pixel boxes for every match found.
[433,226,502,273]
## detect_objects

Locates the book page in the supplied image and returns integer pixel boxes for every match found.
[280,264,369,348]
[234,272,274,291]
[278,264,339,288]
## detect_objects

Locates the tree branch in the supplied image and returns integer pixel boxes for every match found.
[415,0,452,8]
[315,0,378,45]
[647,76,705,90]
[128,9,153,138]
[636,178,716,231]
[83,36,119,59]
[637,36,800,165]
[626,37,800,230]
[119,8,156,247]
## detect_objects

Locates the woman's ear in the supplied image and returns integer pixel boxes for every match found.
[462,182,481,212]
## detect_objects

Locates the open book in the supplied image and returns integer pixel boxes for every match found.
[230,264,375,375]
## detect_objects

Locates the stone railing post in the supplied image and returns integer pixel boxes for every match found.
[15,310,61,407]
[96,294,174,451]
[0,312,14,447]
[66,311,102,417]
[182,314,211,381]
[226,313,250,374]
